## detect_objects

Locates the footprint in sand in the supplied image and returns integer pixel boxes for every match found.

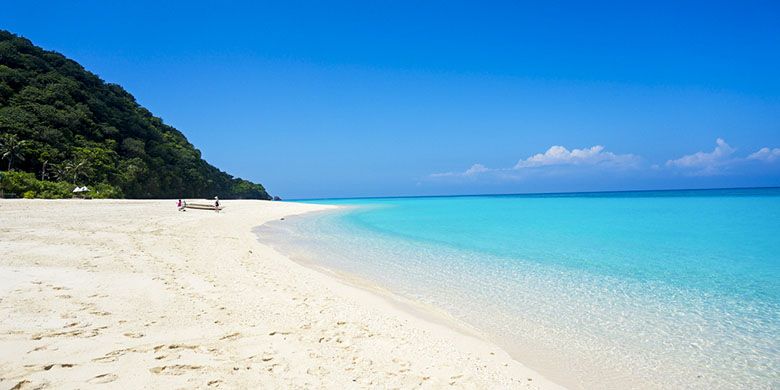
[123,332,144,338]
[149,365,202,375]
[219,332,241,341]
[92,348,130,363]
[9,380,32,390]
[154,353,180,361]
[29,345,48,353]
[22,363,76,373]
[44,363,75,370]
[87,373,118,384]
[31,329,82,340]
[155,344,199,352]
[449,374,465,385]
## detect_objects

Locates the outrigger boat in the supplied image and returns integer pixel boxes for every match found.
[183,203,223,211]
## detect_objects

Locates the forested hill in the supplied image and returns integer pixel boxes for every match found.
[0,30,271,199]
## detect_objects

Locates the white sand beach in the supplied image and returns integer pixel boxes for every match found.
[0,199,562,389]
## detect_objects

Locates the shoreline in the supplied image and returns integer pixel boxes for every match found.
[257,196,780,390]
[0,199,563,389]
[255,207,519,353]
[256,205,569,389]
[260,231,490,343]
[256,205,580,389]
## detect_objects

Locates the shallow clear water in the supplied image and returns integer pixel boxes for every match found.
[257,188,780,389]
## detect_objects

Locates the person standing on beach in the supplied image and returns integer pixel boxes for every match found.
[214,196,220,213]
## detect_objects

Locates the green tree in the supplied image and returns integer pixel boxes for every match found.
[0,133,27,170]
[64,159,92,184]
[40,159,49,180]
[52,162,69,182]
[0,30,271,199]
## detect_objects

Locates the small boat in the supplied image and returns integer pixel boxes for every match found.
[183,203,223,211]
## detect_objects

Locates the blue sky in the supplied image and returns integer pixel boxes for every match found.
[2,1,779,198]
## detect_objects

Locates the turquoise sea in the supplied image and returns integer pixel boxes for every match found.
[257,188,780,389]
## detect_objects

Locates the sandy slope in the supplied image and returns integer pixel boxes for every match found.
[0,199,562,389]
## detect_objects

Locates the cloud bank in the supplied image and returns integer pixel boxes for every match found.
[663,139,780,176]
[430,163,489,178]
[665,138,736,175]
[430,138,779,181]
[515,145,639,169]
[748,147,780,162]
[431,144,638,178]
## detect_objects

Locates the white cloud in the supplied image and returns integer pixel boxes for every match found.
[463,163,489,175]
[429,138,779,182]
[748,147,780,162]
[430,163,490,178]
[665,138,735,175]
[429,144,638,179]
[514,145,638,169]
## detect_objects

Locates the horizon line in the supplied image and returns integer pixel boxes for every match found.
[289,185,780,202]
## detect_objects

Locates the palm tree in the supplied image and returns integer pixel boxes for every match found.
[55,159,92,185]
[53,162,70,182]
[68,159,90,184]
[40,159,49,181]
[0,134,27,171]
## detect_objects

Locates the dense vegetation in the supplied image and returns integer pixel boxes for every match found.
[0,30,271,199]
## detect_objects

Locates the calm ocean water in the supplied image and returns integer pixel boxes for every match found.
[257,188,780,389]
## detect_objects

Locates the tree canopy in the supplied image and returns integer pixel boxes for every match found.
[0,30,271,199]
